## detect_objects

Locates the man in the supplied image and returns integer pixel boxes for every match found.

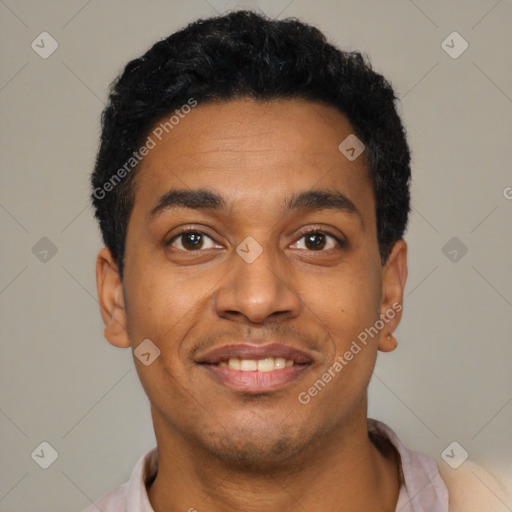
[85,10,509,512]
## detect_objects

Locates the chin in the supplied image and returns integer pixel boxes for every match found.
[215,436,303,473]
[198,420,312,474]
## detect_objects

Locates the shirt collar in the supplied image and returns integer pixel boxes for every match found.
[368,418,448,512]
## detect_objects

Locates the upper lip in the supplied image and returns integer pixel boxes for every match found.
[196,342,314,364]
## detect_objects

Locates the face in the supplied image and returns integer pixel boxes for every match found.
[96,98,407,470]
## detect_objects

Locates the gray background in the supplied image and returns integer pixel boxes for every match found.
[1,0,511,511]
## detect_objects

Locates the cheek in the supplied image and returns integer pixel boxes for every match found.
[324,260,382,396]
[306,261,382,343]
[123,253,222,351]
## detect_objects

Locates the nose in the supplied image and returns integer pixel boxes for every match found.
[213,241,302,325]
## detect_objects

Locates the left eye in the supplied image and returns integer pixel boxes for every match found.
[292,231,341,251]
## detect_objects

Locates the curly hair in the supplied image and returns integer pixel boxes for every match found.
[91,10,411,279]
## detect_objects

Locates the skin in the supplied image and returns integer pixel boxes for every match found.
[96,98,408,511]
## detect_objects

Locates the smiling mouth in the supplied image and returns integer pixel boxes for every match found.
[196,342,315,393]
[199,357,313,393]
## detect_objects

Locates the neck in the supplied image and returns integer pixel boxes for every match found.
[147,404,401,512]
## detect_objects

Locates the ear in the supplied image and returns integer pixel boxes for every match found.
[378,239,408,352]
[96,247,130,348]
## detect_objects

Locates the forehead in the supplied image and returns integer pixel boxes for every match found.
[131,98,374,223]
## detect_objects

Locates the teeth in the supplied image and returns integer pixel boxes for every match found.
[240,359,258,371]
[228,358,241,370]
[257,358,274,372]
[274,357,286,369]
[222,357,295,371]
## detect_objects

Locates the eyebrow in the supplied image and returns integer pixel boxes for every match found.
[149,187,362,224]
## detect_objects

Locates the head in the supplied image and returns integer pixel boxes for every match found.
[92,10,410,471]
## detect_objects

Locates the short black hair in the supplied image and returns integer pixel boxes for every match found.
[91,10,411,279]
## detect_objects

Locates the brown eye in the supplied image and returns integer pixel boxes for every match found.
[304,232,327,250]
[292,230,342,251]
[167,230,217,251]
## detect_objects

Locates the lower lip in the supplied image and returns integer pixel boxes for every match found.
[200,363,311,393]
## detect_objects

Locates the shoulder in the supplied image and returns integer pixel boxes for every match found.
[367,418,512,512]
[438,459,512,512]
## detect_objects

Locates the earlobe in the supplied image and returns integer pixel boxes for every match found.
[95,247,131,348]
[378,332,398,352]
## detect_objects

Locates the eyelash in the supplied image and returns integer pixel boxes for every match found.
[165,227,345,251]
